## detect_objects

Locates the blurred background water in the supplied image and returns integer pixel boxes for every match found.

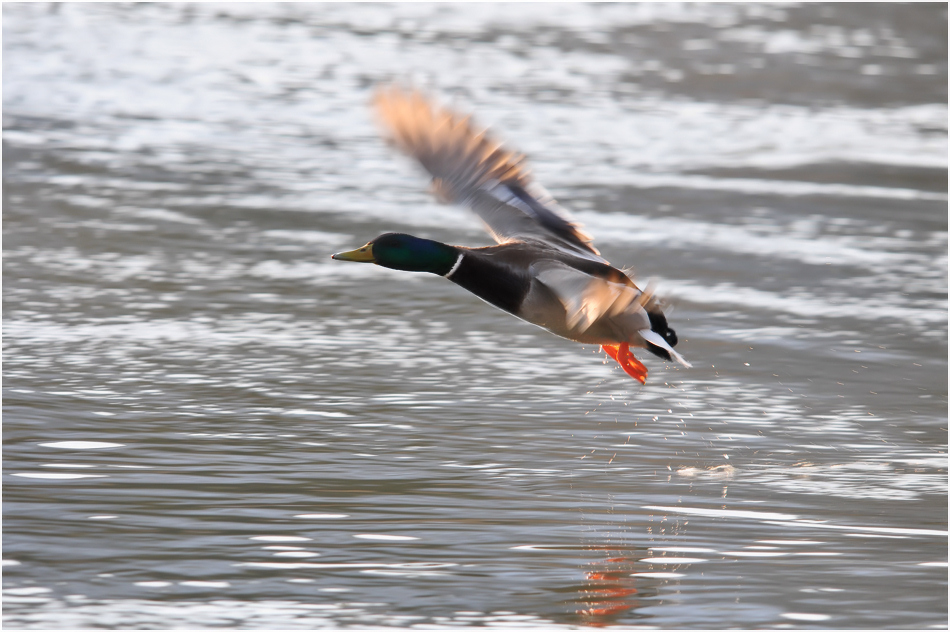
[3,3,947,629]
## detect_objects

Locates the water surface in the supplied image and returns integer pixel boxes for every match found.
[3,3,947,629]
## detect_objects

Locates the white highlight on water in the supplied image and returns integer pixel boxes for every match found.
[639,557,708,564]
[13,473,108,480]
[295,513,350,519]
[39,441,124,450]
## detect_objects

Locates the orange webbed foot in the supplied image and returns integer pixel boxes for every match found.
[601,343,621,363]
[601,343,648,384]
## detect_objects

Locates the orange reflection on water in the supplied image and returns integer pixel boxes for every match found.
[577,552,642,625]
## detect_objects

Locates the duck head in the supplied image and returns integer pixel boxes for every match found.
[332,233,459,275]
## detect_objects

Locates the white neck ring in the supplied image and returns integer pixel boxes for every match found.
[444,253,464,279]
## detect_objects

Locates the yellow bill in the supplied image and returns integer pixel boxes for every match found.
[331,243,376,263]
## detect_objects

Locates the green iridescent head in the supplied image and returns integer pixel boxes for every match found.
[332,233,458,275]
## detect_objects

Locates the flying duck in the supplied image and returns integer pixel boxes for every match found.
[332,86,689,383]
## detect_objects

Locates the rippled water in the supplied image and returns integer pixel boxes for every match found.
[3,3,947,629]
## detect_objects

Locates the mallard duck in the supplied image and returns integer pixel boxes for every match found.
[332,86,689,383]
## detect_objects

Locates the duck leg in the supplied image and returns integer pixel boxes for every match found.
[601,343,648,384]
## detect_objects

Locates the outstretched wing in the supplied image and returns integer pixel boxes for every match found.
[375,86,603,261]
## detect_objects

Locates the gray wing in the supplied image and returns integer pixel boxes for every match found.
[375,86,604,262]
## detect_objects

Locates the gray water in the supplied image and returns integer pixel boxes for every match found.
[3,3,947,629]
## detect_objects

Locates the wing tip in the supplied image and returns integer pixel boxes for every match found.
[372,83,601,258]
[373,83,531,185]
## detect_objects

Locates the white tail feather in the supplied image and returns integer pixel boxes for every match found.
[639,329,692,368]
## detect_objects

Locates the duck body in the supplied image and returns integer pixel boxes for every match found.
[331,87,689,383]
[447,240,676,355]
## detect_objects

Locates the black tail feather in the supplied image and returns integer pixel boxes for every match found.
[647,309,677,347]
[645,341,672,361]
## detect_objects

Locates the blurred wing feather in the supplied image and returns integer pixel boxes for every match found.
[375,86,602,260]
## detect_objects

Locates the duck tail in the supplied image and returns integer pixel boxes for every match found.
[639,329,691,368]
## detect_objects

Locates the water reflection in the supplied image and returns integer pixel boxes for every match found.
[577,551,646,625]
